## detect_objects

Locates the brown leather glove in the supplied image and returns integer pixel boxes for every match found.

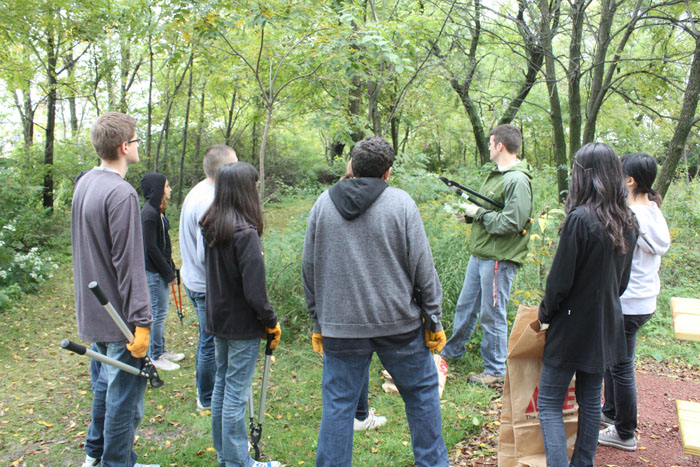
[312,333,323,355]
[126,326,150,358]
[425,329,446,352]
[264,323,282,350]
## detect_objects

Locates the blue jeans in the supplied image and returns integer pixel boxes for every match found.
[186,287,216,407]
[84,341,147,467]
[316,331,449,467]
[538,364,603,467]
[355,367,371,421]
[146,271,169,361]
[441,256,518,376]
[602,313,653,439]
[212,337,260,467]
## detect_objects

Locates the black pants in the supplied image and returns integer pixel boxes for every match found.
[602,313,653,439]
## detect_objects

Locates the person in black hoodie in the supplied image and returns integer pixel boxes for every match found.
[140,172,184,371]
[199,162,282,467]
[537,143,637,467]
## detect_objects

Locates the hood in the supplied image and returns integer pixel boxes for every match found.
[631,203,671,256]
[328,178,389,220]
[496,159,533,179]
[140,172,166,209]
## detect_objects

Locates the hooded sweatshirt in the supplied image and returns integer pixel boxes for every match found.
[620,202,671,315]
[140,173,176,283]
[302,178,443,340]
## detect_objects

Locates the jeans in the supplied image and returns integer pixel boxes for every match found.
[146,271,169,361]
[441,256,518,376]
[602,313,653,439]
[212,337,260,467]
[316,331,449,467]
[355,367,371,421]
[84,341,147,467]
[538,364,603,467]
[186,287,216,407]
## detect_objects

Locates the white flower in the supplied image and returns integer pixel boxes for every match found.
[0,270,7,279]
[4,224,15,232]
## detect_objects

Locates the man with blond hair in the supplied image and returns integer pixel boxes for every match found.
[72,112,157,467]
[179,144,238,411]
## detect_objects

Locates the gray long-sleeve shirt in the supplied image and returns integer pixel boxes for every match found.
[302,180,442,338]
[71,168,152,342]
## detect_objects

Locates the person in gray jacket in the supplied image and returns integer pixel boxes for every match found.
[302,136,449,467]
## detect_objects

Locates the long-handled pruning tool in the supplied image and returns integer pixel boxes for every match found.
[60,281,164,388]
[248,334,275,460]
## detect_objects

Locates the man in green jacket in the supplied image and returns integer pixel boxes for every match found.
[441,124,533,385]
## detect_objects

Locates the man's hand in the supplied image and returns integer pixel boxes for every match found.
[126,327,150,358]
[452,211,467,223]
[312,333,323,355]
[425,329,446,352]
[460,202,480,218]
[264,323,282,350]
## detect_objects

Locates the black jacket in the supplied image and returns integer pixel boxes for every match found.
[539,206,636,374]
[140,173,176,283]
[204,222,277,340]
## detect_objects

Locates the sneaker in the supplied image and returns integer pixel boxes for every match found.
[468,371,504,385]
[598,425,636,451]
[353,408,388,431]
[81,455,101,467]
[601,413,615,427]
[197,397,211,412]
[152,356,180,371]
[161,351,185,362]
[134,464,160,467]
[252,462,280,467]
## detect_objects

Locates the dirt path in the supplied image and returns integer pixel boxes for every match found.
[451,359,700,467]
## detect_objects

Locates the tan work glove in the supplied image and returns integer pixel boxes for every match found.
[126,326,150,358]
[425,329,446,352]
[312,333,323,355]
[452,211,467,223]
[264,323,282,350]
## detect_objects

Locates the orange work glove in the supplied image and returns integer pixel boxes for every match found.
[126,326,150,358]
[312,333,323,355]
[264,323,281,350]
[425,329,446,352]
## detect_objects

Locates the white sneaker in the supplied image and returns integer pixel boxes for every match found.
[353,408,387,431]
[152,356,180,371]
[162,351,185,362]
[251,462,280,467]
[134,464,160,467]
[81,455,101,467]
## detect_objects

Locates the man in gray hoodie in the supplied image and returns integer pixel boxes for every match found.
[302,136,449,467]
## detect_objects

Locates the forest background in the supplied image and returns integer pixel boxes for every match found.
[0,1,700,465]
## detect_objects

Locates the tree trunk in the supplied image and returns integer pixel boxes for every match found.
[655,34,700,197]
[390,114,399,153]
[13,87,34,150]
[155,61,190,171]
[540,0,568,202]
[567,0,587,158]
[259,107,273,201]
[452,78,489,165]
[147,36,154,165]
[350,74,364,143]
[193,84,206,181]
[177,52,194,207]
[43,31,57,210]
[119,41,130,113]
[64,50,79,138]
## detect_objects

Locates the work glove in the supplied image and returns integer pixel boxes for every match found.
[425,329,446,352]
[312,333,323,355]
[264,323,282,350]
[460,202,480,218]
[452,211,467,223]
[126,326,150,358]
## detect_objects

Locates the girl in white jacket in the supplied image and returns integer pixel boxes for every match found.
[599,153,671,451]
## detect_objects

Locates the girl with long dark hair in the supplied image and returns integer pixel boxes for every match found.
[537,143,637,467]
[598,153,670,451]
[198,162,282,467]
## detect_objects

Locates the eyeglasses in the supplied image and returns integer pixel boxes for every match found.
[127,138,140,145]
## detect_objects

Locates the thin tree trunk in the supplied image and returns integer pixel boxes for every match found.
[655,34,700,197]
[44,31,58,210]
[567,0,587,158]
[225,90,237,145]
[147,36,154,165]
[177,52,194,207]
[193,84,206,181]
[540,0,568,202]
[259,107,273,201]
[155,61,190,171]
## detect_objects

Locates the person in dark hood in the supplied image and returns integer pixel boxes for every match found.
[303,136,449,467]
[140,172,184,371]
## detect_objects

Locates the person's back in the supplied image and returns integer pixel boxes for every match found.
[179,178,215,293]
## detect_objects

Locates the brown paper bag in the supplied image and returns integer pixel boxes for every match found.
[382,354,448,397]
[498,305,578,467]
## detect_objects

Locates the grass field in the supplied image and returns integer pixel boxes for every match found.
[1,187,699,466]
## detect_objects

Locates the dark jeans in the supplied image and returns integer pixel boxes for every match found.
[185,287,216,407]
[602,313,653,440]
[538,364,604,467]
